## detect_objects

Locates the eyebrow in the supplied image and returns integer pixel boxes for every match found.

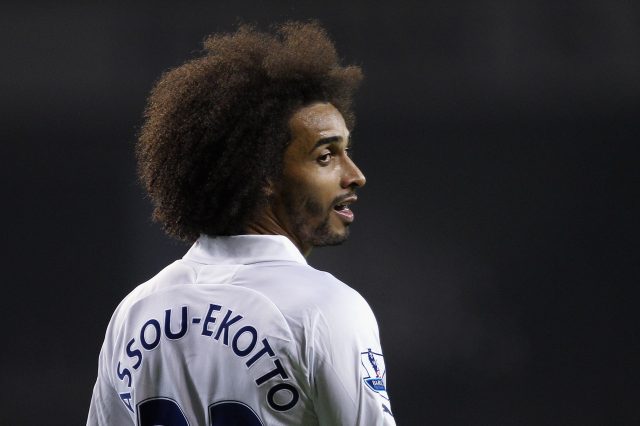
[309,135,351,154]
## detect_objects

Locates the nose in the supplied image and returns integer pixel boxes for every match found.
[341,156,366,189]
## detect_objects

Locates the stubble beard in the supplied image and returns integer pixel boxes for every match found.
[284,193,349,248]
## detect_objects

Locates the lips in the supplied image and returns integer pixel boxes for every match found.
[332,195,357,223]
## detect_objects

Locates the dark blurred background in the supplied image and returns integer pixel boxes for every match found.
[1,1,638,424]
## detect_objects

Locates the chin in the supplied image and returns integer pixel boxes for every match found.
[309,227,350,247]
[293,213,351,248]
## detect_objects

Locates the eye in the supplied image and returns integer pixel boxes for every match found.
[317,152,332,165]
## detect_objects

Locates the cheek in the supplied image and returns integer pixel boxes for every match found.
[302,179,335,207]
[283,165,338,209]
[288,170,330,194]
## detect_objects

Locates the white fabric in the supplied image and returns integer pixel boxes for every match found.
[88,235,395,425]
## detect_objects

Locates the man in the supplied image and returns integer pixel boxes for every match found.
[88,22,394,425]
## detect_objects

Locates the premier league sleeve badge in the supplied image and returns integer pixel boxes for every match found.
[360,348,389,400]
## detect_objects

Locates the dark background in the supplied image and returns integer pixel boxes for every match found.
[2,1,638,424]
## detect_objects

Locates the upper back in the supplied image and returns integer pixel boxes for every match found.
[100,235,371,425]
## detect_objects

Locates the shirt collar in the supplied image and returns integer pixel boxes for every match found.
[184,234,307,265]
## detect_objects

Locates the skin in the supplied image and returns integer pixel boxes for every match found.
[246,102,366,256]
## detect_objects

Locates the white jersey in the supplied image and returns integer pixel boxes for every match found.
[88,235,395,425]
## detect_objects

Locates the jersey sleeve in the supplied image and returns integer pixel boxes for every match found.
[87,344,134,426]
[87,295,142,426]
[310,288,395,425]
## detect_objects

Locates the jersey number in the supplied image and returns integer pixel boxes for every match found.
[137,397,264,425]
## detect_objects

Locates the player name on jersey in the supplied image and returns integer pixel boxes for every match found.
[115,303,299,414]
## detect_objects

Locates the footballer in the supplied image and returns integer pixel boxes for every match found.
[88,21,394,425]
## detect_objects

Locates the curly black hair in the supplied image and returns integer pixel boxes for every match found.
[137,21,363,241]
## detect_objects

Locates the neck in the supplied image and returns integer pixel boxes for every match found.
[245,208,312,257]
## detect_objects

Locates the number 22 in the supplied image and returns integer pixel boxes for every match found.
[137,397,264,425]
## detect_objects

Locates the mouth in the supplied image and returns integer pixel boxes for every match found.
[332,196,357,223]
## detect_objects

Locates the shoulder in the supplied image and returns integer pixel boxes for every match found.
[236,262,380,354]
[107,260,198,333]
[239,262,374,321]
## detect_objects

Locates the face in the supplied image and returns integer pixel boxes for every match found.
[272,102,366,254]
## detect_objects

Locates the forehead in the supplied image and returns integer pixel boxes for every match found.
[288,102,348,147]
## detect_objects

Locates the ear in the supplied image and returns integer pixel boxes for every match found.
[262,178,276,198]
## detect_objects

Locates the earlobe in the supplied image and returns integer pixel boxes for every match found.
[263,178,276,198]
